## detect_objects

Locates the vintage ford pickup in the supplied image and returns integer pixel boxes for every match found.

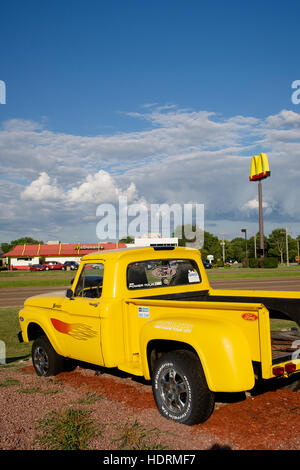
[17,246,300,425]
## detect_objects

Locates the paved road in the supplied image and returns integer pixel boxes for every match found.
[210,277,300,291]
[0,277,299,307]
[0,286,68,307]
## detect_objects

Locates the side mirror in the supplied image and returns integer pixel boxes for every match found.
[66,288,74,299]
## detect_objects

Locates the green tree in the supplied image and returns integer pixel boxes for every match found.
[287,235,297,263]
[1,237,44,253]
[228,238,245,263]
[202,231,222,261]
[247,233,269,259]
[268,229,286,263]
[118,236,134,244]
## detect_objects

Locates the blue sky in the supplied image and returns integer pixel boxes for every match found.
[1,0,300,243]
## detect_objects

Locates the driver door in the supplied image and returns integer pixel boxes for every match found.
[57,262,105,365]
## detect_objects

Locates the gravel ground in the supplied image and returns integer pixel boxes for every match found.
[0,360,299,451]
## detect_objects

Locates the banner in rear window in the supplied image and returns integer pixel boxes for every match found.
[127,259,201,290]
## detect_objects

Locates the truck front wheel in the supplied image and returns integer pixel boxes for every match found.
[32,336,64,377]
[152,350,214,425]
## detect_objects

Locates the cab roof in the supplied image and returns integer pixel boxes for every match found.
[81,246,200,261]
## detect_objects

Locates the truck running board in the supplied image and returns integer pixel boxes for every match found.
[118,362,144,376]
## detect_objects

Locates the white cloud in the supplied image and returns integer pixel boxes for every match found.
[1,105,300,242]
[66,170,138,204]
[21,172,63,201]
[20,169,139,206]
[242,199,271,211]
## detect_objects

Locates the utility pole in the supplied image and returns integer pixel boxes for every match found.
[220,235,225,263]
[281,227,291,266]
[254,234,257,259]
[285,227,290,267]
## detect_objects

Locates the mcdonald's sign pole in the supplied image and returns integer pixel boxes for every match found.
[249,153,271,259]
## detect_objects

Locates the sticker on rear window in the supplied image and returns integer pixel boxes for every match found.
[138,306,150,318]
[188,270,200,283]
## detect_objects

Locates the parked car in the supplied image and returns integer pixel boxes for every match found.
[203,261,213,269]
[42,261,64,271]
[30,264,45,271]
[62,261,79,271]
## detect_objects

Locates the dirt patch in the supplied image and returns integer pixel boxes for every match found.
[0,361,299,450]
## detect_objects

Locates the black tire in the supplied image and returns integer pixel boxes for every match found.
[32,336,64,377]
[63,358,78,372]
[152,350,215,425]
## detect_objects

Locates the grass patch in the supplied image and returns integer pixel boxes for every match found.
[0,308,31,364]
[270,319,299,331]
[36,408,102,450]
[16,384,61,395]
[17,387,40,394]
[76,391,104,405]
[42,387,61,395]
[0,270,74,288]
[114,420,169,450]
[0,279,72,289]
[207,269,300,280]
[0,378,21,387]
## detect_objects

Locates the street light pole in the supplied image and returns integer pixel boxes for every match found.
[241,229,247,260]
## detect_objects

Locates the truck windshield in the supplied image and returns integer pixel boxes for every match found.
[127,259,201,290]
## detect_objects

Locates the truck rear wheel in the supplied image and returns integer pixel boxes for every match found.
[152,350,214,425]
[32,336,64,377]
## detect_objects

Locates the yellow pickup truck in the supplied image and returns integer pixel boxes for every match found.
[17,246,300,425]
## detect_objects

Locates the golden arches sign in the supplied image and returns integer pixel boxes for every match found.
[249,153,271,182]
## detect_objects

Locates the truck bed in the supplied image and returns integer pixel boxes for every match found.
[141,289,300,325]
[271,330,300,364]
[140,288,300,366]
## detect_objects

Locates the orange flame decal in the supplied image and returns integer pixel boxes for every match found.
[50,318,97,340]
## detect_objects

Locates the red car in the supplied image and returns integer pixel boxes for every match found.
[42,261,64,270]
[30,264,45,271]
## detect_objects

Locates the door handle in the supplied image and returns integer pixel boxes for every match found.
[89,302,99,307]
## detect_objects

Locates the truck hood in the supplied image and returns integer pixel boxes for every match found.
[24,290,67,309]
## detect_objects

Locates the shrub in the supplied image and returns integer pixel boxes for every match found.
[249,258,259,268]
[262,257,278,268]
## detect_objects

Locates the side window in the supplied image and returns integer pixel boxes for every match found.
[74,263,104,298]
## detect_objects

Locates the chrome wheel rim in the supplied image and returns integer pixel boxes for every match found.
[33,346,49,375]
[159,367,189,415]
